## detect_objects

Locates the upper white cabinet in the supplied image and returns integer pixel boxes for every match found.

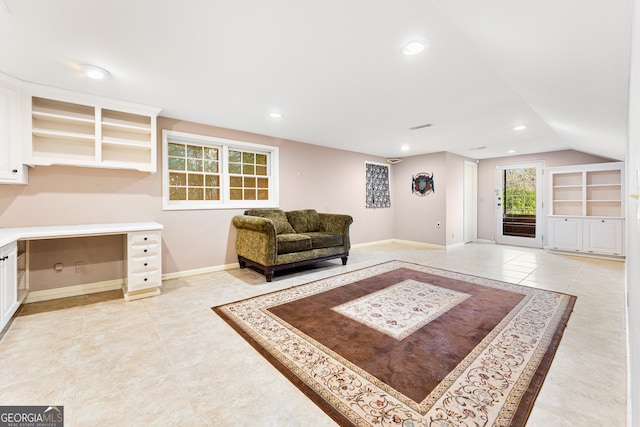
[23,84,161,172]
[0,73,28,184]
[547,162,625,256]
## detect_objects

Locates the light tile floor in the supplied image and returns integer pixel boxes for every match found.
[0,242,627,426]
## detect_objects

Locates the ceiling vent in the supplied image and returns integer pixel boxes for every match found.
[386,158,403,164]
[409,123,433,131]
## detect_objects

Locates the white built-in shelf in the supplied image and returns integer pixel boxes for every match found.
[547,162,625,257]
[549,162,624,218]
[24,86,161,172]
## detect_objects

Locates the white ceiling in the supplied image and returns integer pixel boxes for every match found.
[0,0,633,160]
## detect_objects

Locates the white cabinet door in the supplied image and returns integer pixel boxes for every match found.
[0,74,27,184]
[1,241,19,331]
[548,217,583,251]
[583,219,624,255]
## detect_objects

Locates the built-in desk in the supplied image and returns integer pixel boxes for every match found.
[0,222,163,331]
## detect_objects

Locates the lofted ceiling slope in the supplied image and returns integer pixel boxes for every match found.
[0,0,633,160]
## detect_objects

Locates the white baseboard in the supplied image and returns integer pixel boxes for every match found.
[352,239,447,250]
[351,239,395,248]
[24,279,123,303]
[446,242,466,249]
[161,262,239,281]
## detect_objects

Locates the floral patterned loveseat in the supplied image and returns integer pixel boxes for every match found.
[232,208,353,281]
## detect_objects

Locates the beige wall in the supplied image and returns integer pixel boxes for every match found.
[0,117,395,286]
[476,150,614,243]
[392,152,446,246]
[28,235,124,290]
[391,151,472,247]
[0,116,616,289]
[445,152,467,247]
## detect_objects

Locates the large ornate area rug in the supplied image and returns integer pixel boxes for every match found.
[213,261,576,426]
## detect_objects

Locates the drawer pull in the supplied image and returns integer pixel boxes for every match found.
[144,249,148,253]
[144,237,148,241]
[144,278,148,281]
[144,263,148,267]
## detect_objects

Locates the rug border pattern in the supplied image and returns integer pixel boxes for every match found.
[214,261,576,427]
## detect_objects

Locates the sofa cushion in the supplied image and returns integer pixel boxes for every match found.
[302,232,343,249]
[286,209,321,233]
[277,233,312,254]
[245,209,295,235]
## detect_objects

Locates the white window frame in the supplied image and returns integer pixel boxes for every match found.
[162,130,279,210]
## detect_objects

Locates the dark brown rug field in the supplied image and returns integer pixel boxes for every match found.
[213,261,576,426]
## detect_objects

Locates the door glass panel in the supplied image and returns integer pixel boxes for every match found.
[502,167,536,238]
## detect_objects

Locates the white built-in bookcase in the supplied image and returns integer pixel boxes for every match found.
[547,162,625,256]
[24,85,161,172]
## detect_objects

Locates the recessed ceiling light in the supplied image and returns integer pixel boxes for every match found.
[269,112,283,119]
[401,144,410,151]
[81,64,110,80]
[0,0,10,14]
[402,40,428,56]
[507,149,516,154]
[513,125,527,131]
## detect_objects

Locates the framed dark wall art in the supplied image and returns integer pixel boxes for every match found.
[412,172,434,196]
[365,162,391,208]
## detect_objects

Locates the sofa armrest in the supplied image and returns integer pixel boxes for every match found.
[319,213,353,250]
[232,215,278,266]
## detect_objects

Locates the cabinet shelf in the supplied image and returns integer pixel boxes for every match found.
[102,119,151,134]
[32,97,95,124]
[102,137,151,149]
[32,110,95,124]
[33,128,95,141]
[549,162,624,218]
[25,86,161,172]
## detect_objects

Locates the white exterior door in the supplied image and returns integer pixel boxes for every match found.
[495,162,544,248]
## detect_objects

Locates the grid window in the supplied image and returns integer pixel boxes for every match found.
[229,150,269,201]
[167,142,220,201]
[163,130,278,210]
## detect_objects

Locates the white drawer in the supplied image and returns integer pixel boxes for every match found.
[130,255,160,273]
[129,232,161,246]
[129,270,161,291]
[129,243,160,257]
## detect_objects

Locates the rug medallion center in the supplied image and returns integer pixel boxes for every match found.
[331,279,470,340]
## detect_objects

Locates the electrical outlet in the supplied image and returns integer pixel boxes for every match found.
[54,263,63,272]
[75,261,85,273]
[436,221,441,228]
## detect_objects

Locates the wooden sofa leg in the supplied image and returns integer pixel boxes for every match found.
[265,268,274,282]
[341,256,348,265]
